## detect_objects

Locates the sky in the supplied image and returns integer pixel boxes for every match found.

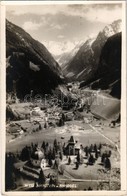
[6,3,122,56]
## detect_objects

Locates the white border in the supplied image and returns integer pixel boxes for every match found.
[121,0,127,192]
[0,1,126,196]
[0,3,6,196]
[1,0,126,5]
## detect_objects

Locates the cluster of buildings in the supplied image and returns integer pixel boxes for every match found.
[19,136,83,180]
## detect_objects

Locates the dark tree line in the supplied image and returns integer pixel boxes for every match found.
[101,151,111,170]
[5,153,17,191]
[83,143,112,169]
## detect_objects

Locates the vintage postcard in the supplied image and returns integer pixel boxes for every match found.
[0,1,126,195]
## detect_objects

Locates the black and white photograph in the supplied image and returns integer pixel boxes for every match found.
[0,1,127,194]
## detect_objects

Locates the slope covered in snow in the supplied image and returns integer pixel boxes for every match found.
[63,19,122,83]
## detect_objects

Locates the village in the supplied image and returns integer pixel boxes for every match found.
[6,85,120,191]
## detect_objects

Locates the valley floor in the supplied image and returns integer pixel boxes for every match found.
[6,109,120,191]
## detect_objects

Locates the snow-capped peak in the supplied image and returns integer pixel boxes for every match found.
[103,19,122,37]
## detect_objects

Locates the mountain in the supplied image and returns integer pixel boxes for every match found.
[43,40,79,58]
[63,19,122,83]
[55,40,85,67]
[6,20,64,100]
[89,32,121,99]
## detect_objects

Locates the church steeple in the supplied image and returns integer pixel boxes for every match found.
[68,136,75,144]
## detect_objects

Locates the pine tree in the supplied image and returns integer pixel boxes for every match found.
[20,146,31,161]
[54,139,57,147]
[48,157,53,167]
[49,176,53,186]
[77,151,80,163]
[98,143,102,150]
[85,147,88,157]
[31,142,34,149]
[95,149,98,159]
[5,153,16,190]
[36,127,39,132]
[68,156,71,165]
[104,157,111,170]
[94,144,97,152]
[54,159,58,169]
[47,150,51,159]
[52,147,56,159]
[90,144,93,152]
[108,150,112,157]
[85,146,88,157]
[42,141,46,150]
[88,186,92,190]
[54,139,58,153]
[46,142,49,147]
[88,154,94,165]
[38,169,45,184]
[101,153,106,163]
[59,151,63,160]
[39,124,42,130]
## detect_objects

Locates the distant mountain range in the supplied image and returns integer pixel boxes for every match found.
[6,20,64,99]
[55,40,85,67]
[62,19,121,81]
[6,19,122,101]
[61,19,122,98]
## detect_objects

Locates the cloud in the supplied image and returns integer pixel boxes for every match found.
[50,23,62,30]
[58,35,65,39]
[7,3,122,24]
[41,16,49,26]
[67,4,122,23]
[22,21,42,31]
[6,3,123,48]
[84,6,122,23]
[6,5,68,16]
[40,15,66,30]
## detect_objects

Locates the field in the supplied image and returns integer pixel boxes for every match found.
[6,100,120,191]
[6,119,120,154]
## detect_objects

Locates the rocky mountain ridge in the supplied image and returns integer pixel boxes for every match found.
[6,20,64,100]
[62,19,122,85]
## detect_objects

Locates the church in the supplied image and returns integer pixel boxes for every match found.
[64,136,81,156]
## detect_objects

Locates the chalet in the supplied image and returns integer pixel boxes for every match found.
[40,159,47,169]
[31,159,41,168]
